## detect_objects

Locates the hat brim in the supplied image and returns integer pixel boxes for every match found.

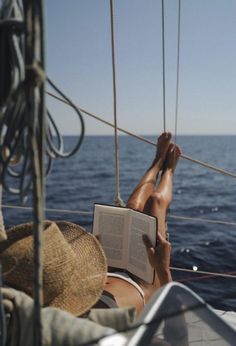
[1,221,107,317]
[53,221,107,316]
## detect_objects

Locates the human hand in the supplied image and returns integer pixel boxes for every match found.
[1,287,15,313]
[142,232,172,285]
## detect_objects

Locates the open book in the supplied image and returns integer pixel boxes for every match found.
[92,203,157,283]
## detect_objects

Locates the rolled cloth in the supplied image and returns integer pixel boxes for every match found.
[2,287,136,346]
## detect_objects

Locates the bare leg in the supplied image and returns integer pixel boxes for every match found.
[138,144,181,299]
[144,144,181,238]
[105,140,181,313]
[126,132,171,211]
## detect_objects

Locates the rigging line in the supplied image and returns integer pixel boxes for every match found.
[46,77,85,158]
[168,214,236,227]
[170,267,236,279]
[109,0,124,207]
[181,153,236,179]
[174,0,181,143]
[161,0,166,132]
[177,270,236,283]
[0,266,7,346]
[46,90,236,179]
[2,204,93,215]
[3,203,236,227]
[24,0,45,345]
[47,91,153,143]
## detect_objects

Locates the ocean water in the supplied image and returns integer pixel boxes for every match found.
[2,135,236,312]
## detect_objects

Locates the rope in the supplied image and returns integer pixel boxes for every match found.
[3,204,236,227]
[181,153,236,178]
[2,204,93,215]
[24,0,45,345]
[46,91,236,180]
[46,91,153,143]
[0,0,45,344]
[168,214,236,226]
[174,0,181,143]
[109,0,124,207]
[170,267,236,279]
[46,77,85,158]
[0,266,7,346]
[161,0,166,132]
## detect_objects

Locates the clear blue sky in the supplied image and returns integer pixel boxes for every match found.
[45,0,236,135]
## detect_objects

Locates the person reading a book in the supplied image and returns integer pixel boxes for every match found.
[94,132,182,314]
[0,219,185,346]
[0,133,181,319]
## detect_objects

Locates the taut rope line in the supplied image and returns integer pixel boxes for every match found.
[161,0,166,132]
[46,90,236,179]
[3,204,236,227]
[168,214,236,226]
[3,203,236,281]
[109,0,124,207]
[174,0,181,142]
[170,267,236,279]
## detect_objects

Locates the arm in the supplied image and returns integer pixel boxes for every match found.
[143,235,189,346]
[142,232,172,286]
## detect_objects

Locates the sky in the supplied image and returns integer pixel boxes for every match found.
[45,0,236,135]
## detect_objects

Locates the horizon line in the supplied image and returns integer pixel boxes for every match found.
[59,133,236,137]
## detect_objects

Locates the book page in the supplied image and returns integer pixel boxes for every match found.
[93,204,129,268]
[127,210,156,283]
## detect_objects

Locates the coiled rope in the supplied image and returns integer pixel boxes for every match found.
[0,0,45,344]
[46,77,85,158]
[0,81,84,198]
[24,1,45,345]
[0,1,85,345]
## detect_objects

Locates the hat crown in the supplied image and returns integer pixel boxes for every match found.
[1,223,80,304]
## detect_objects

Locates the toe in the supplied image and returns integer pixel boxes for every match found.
[175,145,182,156]
[169,143,175,151]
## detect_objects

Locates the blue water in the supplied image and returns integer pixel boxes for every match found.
[3,135,236,311]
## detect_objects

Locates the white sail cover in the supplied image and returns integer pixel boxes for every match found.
[99,282,236,346]
[124,282,236,346]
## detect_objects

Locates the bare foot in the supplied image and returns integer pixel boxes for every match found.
[163,143,182,173]
[150,143,181,237]
[153,132,172,166]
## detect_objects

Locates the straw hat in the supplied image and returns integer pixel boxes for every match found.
[0,221,107,316]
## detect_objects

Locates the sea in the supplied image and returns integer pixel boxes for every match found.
[2,135,236,312]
